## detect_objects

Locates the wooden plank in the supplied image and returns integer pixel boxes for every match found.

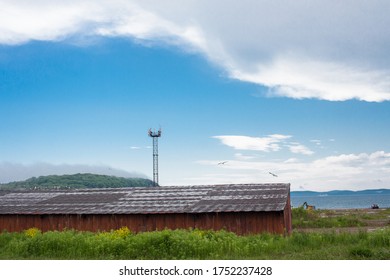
[0,211,288,235]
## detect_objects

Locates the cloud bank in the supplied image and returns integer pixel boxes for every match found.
[197,151,390,191]
[203,134,389,190]
[1,0,390,101]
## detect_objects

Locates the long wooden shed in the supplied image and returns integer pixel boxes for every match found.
[0,183,292,235]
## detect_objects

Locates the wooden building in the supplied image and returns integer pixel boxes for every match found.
[0,183,292,235]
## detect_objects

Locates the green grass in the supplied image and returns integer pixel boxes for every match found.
[292,207,366,228]
[1,227,389,260]
[360,208,390,220]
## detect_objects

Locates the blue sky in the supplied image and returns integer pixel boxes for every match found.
[1,1,390,191]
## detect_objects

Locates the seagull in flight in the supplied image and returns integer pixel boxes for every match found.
[218,161,228,165]
[269,172,278,177]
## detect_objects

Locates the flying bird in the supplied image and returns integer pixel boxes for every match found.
[269,172,278,177]
[218,161,228,165]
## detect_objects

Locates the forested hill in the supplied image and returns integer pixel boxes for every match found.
[0,173,154,190]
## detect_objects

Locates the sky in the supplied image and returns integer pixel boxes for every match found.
[1,0,390,191]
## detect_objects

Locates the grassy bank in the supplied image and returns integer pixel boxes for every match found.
[292,207,390,229]
[1,227,389,260]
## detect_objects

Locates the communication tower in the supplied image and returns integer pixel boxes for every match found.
[148,128,162,186]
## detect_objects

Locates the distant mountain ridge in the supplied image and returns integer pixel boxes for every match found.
[0,173,154,190]
[291,189,390,197]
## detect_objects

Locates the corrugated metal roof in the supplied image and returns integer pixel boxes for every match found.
[0,183,290,215]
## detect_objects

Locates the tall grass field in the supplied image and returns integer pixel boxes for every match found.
[1,208,389,260]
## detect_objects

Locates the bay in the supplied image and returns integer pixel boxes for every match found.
[290,193,390,209]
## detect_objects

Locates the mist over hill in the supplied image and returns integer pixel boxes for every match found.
[0,173,154,190]
[0,162,147,184]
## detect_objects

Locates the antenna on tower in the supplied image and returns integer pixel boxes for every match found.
[148,128,162,186]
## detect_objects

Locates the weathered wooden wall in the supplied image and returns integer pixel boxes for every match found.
[0,210,290,235]
[283,193,292,234]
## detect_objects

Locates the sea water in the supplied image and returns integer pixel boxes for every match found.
[291,194,390,209]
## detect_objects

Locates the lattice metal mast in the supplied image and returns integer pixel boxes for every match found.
[148,128,161,186]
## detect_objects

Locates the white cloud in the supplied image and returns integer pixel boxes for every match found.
[1,1,390,101]
[0,0,207,51]
[234,153,255,160]
[213,134,291,152]
[284,158,299,163]
[310,140,322,145]
[0,0,103,44]
[197,151,390,191]
[287,143,314,155]
[130,146,141,150]
[213,134,314,156]
[232,57,390,102]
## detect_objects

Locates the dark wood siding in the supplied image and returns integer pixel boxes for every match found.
[0,210,290,235]
[283,193,292,234]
